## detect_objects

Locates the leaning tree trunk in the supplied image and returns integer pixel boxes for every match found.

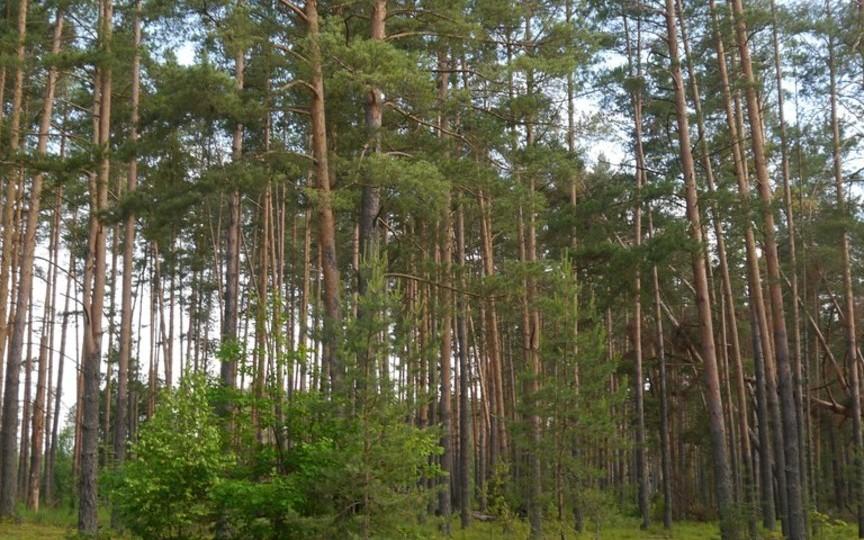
[708,1,778,527]
[662,1,738,537]
[730,1,805,537]
[677,1,755,528]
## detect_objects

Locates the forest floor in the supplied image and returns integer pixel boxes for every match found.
[0,516,720,539]
[0,513,857,539]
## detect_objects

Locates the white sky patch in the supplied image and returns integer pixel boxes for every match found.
[176,41,196,66]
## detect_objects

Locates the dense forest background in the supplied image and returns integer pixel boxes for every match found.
[0,0,863,538]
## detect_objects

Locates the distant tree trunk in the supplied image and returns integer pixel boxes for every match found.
[649,211,673,529]
[46,246,74,505]
[299,208,311,392]
[826,3,864,534]
[79,0,113,532]
[28,185,61,510]
[221,46,244,409]
[662,2,738,537]
[456,204,471,529]
[18,285,33,496]
[623,12,649,529]
[0,0,29,517]
[522,18,543,537]
[358,0,385,268]
[438,51,456,535]
[477,192,507,463]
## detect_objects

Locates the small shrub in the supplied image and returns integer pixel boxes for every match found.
[113,374,231,539]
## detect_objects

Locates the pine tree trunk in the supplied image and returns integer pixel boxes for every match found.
[623,13,649,529]
[826,3,864,533]
[115,0,140,467]
[663,2,738,536]
[305,0,342,391]
[221,47,244,408]
[0,0,29,516]
[677,2,756,527]
[730,1,805,536]
[438,51,457,535]
[769,0,809,514]
[650,211,673,529]
[46,246,73,505]
[79,1,112,531]
[456,204,472,528]
[708,2,779,527]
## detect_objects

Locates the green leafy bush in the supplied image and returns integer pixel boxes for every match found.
[113,374,231,539]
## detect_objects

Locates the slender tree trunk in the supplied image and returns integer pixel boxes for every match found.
[477,192,507,463]
[708,2,779,527]
[623,12,649,529]
[662,2,738,537]
[115,0,140,467]
[18,284,33,497]
[826,3,864,534]
[46,247,74,505]
[677,1,755,528]
[28,185,61,510]
[438,51,456,535]
[358,0,385,268]
[456,204,471,528]
[649,211,673,529]
[221,46,244,413]
[730,1,805,537]
[770,0,809,517]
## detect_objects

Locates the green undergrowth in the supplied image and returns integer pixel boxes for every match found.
[0,511,856,539]
[426,518,721,539]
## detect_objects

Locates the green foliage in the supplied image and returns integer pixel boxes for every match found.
[113,374,231,539]
[809,511,856,540]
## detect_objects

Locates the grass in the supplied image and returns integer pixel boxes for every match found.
[0,506,77,540]
[0,510,856,539]
[0,522,69,540]
[430,518,722,539]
